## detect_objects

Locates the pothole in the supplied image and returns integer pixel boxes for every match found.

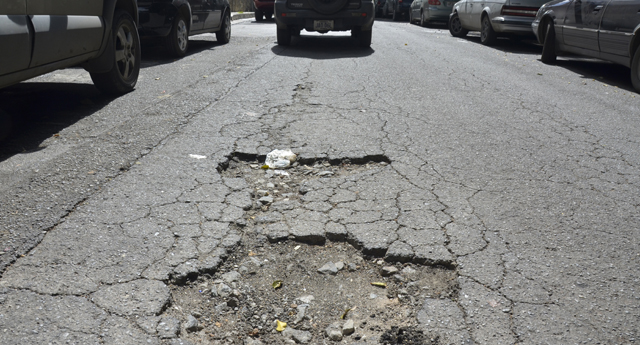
[165,238,455,344]
[151,153,460,344]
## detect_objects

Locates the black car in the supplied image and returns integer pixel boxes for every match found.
[274,0,375,47]
[137,0,231,57]
[383,0,413,21]
[532,0,640,92]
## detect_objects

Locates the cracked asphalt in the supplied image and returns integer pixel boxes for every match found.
[1,17,639,344]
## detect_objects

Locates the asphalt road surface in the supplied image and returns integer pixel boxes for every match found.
[0,17,639,344]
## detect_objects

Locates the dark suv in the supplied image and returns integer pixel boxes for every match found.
[0,0,141,94]
[274,0,375,47]
[137,0,231,57]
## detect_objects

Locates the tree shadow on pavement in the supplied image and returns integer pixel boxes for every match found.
[0,83,112,160]
[271,34,375,59]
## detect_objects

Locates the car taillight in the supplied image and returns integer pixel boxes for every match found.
[501,6,539,17]
[428,0,441,5]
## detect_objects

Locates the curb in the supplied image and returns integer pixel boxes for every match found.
[231,12,255,21]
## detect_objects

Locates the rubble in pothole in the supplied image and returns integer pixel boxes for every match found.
[163,239,457,344]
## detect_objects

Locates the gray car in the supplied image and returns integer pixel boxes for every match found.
[0,0,141,94]
[532,0,640,92]
[409,0,456,26]
[448,0,548,45]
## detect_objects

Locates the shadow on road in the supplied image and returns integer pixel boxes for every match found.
[271,34,375,59]
[0,83,112,160]
[553,57,634,92]
[457,33,542,55]
[140,38,223,68]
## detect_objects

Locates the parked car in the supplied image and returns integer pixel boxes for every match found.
[137,0,231,57]
[448,0,548,45]
[409,0,456,26]
[375,0,388,17]
[274,0,375,47]
[0,0,141,95]
[254,0,275,21]
[383,0,415,21]
[532,0,640,92]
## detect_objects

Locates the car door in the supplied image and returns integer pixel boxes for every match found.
[561,0,610,50]
[27,0,104,67]
[456,0,470,25]
[202,0,221,30]
[599,0,640,57]
[188,0,206,31]
[0,0,32,76]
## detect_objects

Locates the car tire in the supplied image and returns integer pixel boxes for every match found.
[216,12,231,44]
[448,12,468,38]
[630,45,640,92]
[409,10,413,23]
[0,109,11,142]
[265,12,273,20]
[392,6,399,21]
[358,29,372,48]
[480,14,497,45]
[540,21,557,64]
[277,27,291,46]
[420,10,427,27]
[383,5,388,18]
[90,10,140,95]
[165,14,189,57]
[255,9,264,21]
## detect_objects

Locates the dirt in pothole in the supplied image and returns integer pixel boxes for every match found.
[166,238,457,344]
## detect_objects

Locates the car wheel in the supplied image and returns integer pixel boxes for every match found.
[420,10,427,27]
[540,21,557,64]
[409,10,413,23]
[630,45,640,92]
[90,10,140,95]
[265,12,273,20]
[383,5,388,18]
[480,14,497,45]
[358,29,372,48]
[0,109,11,142]
[255,9,264,21]
[277,27,291,46]
[392,6,399,21]
[216,12,231,44]
[448,13,468,38]
[165,14,189,57]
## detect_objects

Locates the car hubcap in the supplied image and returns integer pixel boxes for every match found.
[481,18,489,40]
[177,20,188,51]
[225,16,231,40]
[115,24,135,80]
[452,17,460,33]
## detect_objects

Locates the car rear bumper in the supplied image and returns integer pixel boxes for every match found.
[426,6,452,21]
[490,15,535,35]
[274,3,375,31]
[255,0,276,11]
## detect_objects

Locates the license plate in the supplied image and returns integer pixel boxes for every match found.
[314,20,334,30]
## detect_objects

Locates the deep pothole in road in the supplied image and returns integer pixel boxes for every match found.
[162,155,457,344]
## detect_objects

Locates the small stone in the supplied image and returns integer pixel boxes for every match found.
[222,271,242,283]
[215,302,229,314]
[294,304,309,324]
[213,283,232,298]
[334,261,345,271]
[157,317,180,339]
[282,327,313,343]
[380,266,398,277]
[402,266,417,275]
[318,262,338,275]
[297,295,315,304]
[393,274,406,283]
[244,338,264,345]
[342,319,355,336]
[185,315,201,332]
[317,171,334,177]
[347,263,357,271]
[266,183,276,188]
[325,323,343,341]
[259,196,274,205]
[256,189,269,196]
[370,294,377,299]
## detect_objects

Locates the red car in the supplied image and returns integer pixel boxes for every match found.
[254,0,275,21]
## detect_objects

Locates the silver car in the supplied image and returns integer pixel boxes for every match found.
[532,0,640,92]
[448,0,549,45]
[410,0,456,26]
